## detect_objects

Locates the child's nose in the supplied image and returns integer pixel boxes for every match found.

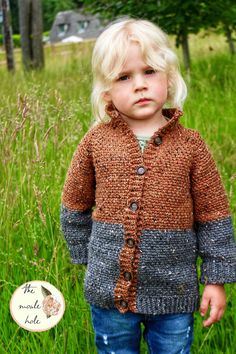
[133,74,147,90]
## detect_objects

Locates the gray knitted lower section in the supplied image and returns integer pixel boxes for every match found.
[83,221,200,314]
[60,212,236,314]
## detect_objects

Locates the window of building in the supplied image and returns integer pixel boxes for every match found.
[57,23,70,37]
[77,21,89,34]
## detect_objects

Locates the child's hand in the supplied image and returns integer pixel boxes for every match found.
[200,284,226,327]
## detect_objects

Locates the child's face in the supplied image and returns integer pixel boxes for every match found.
[104,42,168,124]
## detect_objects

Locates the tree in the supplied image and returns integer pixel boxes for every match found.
[82,0,236,71]
[18,0,44,70]
[82,0,205,72]
[2,0,15,71]
[201,0,236,55]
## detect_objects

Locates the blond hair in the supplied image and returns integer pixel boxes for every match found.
[91,18,187,125]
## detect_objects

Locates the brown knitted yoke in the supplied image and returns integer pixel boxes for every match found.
[61,105,236,315]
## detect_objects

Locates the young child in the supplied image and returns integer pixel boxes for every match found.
[60,18,236,354]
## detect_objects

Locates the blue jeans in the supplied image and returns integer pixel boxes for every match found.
[90,304,194,354]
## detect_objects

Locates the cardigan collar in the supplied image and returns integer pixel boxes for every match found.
[105,103,183,138]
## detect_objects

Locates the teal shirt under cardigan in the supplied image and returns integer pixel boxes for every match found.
[136,135,151,153]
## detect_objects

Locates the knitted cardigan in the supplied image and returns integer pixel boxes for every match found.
[60,104,236,315]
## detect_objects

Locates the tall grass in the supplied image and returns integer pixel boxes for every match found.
[0,35,235,354]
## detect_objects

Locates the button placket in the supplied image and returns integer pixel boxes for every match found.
[115,134,147,313]
[108,106,182,313]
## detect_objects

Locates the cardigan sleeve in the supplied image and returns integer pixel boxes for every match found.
[190,131,236,284]
[60,130,96,265]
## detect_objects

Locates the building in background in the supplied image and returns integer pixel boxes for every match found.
[49,10,104,43]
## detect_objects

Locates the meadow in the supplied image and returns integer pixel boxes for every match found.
[0,31,236,353]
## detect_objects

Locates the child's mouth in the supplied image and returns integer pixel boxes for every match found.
[136,98,151,105]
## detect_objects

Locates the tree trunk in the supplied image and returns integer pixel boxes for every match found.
[224,24,235,55]
[31,0,44,69]
[18,0,44,70]
[2,0,15,71]
[180,30,191,74]
[18,0,32,69]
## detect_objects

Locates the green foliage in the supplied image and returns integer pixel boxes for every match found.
[83,0,236,34]
[200,0,236,52]
[83,0,236,65]
[200,0,236,29]
[0,33,50,48]
[12,34,21,47]
[0,34,21,47]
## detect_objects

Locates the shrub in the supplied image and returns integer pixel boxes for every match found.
[0,34,21,47]
[13,34,21,47]
[0,32,49,48]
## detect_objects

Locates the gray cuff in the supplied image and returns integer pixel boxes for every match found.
[196,216,236,285]
[200,260,236,284]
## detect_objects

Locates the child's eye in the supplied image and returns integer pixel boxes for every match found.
[145,69,156,75]
[117,75,129,81]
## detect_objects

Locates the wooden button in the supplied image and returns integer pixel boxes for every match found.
[137,166,146,175]
[124,271,132,281]
[120,300,128,308]
[130,202,138,211]
[154,136,162,145]
[126,238,135,248]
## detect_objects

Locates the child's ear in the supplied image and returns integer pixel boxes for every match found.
[103,91,111,102]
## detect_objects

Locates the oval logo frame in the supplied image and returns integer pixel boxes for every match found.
[10,280,65,332]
